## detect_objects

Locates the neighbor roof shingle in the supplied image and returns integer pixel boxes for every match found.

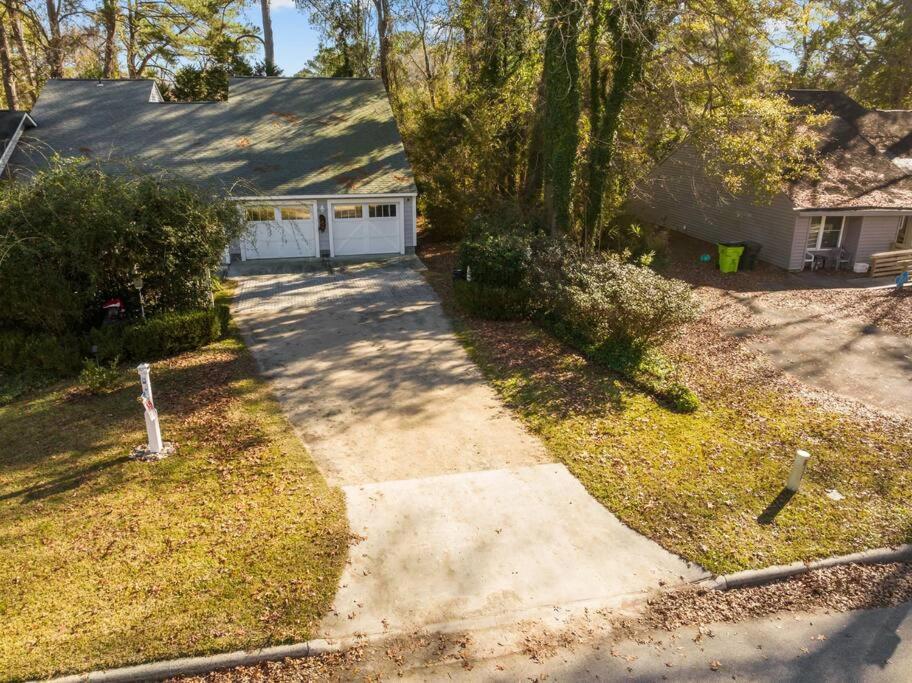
[785,89,912,210]
[12,77,417,196]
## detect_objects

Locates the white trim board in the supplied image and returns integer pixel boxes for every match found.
[0,113,36,176]
[795,208,912,216]
[231,193,417,201]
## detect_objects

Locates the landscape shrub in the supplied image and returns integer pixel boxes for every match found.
[453,280,529,320]
[0,160,243,336]
[122,309,224,361]
[457,228,534,289]
[529,246,700,352]
[662,382,701,413]
[87,325,127,365]
[78,358,122,395]
[0,330,81,377]
[526,240,701,411]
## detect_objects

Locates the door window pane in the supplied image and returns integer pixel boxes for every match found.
[280,206,311,221]
[897,216,909,245]
[820,216,843,248]
[368,203,397,218]
[806,217,822,249]
[807,216,843,249]
[245,206,274,222]
[334,204,362,219]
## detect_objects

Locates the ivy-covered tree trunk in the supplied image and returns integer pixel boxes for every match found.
[542,0,582,236]
[0,17,18,109]
[583,0,653,243]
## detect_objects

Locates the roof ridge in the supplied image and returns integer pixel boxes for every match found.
[46,77,156,82]
[229,76,379,82]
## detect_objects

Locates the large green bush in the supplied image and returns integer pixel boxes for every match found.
[525,238,701,411]
[529,242,700,352]
[458,230,534,289]
[0,330,81,376]
[0,160,244,336]
[453,280,529,320]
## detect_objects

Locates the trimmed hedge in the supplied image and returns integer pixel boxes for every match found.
[0,330,82,377]
[0,306,229,380]
[122,308,225,361]
[453,280,528,320]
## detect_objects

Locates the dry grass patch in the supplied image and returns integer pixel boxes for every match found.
[420,242,912,575]
[0,331,348,681]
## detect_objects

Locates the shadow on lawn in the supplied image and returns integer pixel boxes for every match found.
[0,455,131,503]
[0,347,248,496]
[756,487,796,525]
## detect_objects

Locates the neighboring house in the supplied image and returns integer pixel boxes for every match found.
[0,110,36,178]
[628,90,912,271]
[8,78,417,260]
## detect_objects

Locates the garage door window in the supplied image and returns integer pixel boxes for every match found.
[280,206,312,220]
[368,203,397,218]
[334,204,362,219]
[245,206,275,222]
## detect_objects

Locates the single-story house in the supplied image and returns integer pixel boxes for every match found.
[8,77,417,260]
[628,90,912,272]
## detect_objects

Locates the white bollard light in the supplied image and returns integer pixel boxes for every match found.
[786,450,811,492]
[137,363,163,454]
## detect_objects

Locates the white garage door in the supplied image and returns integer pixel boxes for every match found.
[331,202,402,256]
[241,205,318,259]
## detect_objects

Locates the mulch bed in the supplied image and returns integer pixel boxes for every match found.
[634,562,912,632]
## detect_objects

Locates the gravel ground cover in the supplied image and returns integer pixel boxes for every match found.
[635,561,912,631]
[660,231,912,337]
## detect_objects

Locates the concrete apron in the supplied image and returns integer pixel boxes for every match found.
[231,264,706,643]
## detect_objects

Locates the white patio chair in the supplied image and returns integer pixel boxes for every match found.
[837,248,852,270]
[803,250,816,270]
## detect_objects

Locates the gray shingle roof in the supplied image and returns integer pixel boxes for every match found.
[785,89,912,210]
[12,77,416,196]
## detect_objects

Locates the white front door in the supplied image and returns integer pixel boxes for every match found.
[241,204,318,259]
[331,201,402,256]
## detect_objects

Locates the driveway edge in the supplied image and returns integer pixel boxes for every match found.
[46,639,340,683]
[701,544,912,591]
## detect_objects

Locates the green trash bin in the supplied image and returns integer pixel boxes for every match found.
[717,244,744,273]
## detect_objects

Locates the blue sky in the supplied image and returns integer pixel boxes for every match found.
[241,1,322,75]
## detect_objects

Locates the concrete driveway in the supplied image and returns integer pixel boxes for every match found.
[232,261,705,639]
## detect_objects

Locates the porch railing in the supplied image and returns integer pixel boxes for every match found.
[869,248,912,277]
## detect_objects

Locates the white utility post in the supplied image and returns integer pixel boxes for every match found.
[137,363,163,454]
[786,449,811,492]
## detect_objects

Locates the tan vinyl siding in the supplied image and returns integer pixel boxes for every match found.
[856,215,907,264]
[628,144,799,269]
[841,216,864,264]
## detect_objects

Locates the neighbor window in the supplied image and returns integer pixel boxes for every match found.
[806,216,845,250]
[244,206,274,222]
[368,203,397,218]
[280,206,312,221]
[897,216,909,246]
[334,204,362,219]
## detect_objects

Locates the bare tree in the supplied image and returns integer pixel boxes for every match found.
[260,0,275,73]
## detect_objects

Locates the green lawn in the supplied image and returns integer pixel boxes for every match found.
[0,319,348,679]
[420,242,912,575]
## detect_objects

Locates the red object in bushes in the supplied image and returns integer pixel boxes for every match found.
[102,297,126,324]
